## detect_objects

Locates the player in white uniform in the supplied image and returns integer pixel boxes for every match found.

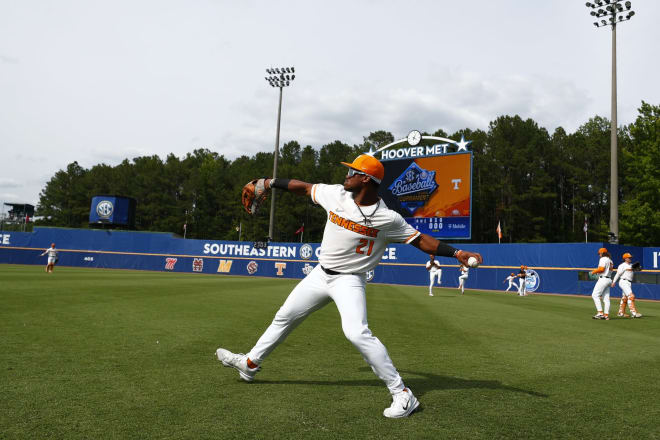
[216,154,483,418]
[517,266,528,296]
[612,253,642,318]
[458,265,469,294]
[39,243,58,273]
[426,254,442,296]
[503,273,519,292]
[591,247,614,320]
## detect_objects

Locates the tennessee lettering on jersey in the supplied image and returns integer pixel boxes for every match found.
[328,211,379,238]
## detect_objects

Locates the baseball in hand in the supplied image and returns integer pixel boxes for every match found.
[467,256,479,268]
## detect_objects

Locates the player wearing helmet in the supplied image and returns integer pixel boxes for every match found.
[591,247,613,320]
[216,153,483,418]
[612,253,642,318]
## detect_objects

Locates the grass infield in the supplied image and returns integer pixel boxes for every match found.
[1,265,659,439]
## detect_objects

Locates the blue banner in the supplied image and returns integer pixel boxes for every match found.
[1,227,658,300]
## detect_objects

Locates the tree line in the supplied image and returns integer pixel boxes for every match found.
[35,101,659,246]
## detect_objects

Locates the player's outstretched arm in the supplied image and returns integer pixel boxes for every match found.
[411,233,483,266]
[266,178,313,196]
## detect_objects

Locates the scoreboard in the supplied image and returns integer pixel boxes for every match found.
[377,145,472,239]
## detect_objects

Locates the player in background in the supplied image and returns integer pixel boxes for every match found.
[612,253,642,318]
[517,266,528,296]
[426,254,442,296]
[458,264,469,294]
[39,243,58,273]
[503,273,519,292]
[216,154,483,418]
[591,247,614,320]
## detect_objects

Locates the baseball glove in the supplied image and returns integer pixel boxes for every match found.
[632,261,642,271]
[242,178,270,215]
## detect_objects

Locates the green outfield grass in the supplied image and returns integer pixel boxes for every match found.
[1,265,659,439]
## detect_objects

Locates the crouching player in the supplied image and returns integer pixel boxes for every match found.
[612,253,642,318]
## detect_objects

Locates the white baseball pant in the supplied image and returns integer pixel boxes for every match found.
[506,280,518,292]
[618,279,633,296]
[458,274,468,292]
[247,264,405,395]
[591,277,611,314]
[429,270,441,293]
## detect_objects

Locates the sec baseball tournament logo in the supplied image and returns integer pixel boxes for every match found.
[388,162,438,214]
[524,269,540,292]
[300,244,313,260]
[96,200,114,219]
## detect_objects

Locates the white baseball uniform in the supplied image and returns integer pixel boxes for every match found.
[517,270,527,296]
[426,260,442,294]
[458,265,469,293]
[247,184,420,395]
[41,247,58,264]
[612,262,634,296]
[504,275,519,292]
[591,256,613,314]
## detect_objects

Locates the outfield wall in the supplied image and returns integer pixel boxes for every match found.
[1,227,659,300]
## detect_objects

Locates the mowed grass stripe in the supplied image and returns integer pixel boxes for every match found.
[1,265,659,439]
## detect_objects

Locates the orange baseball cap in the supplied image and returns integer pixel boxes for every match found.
[598,247,608,254]
[341,154,385,184]
[622,252,632,259]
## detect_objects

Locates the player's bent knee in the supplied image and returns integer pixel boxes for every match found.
[342,325,371,345]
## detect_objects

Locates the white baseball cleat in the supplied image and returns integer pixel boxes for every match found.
[383,388,420,418]
[429,292,434,296]
[631,313,643,318]
[216,348,260,382]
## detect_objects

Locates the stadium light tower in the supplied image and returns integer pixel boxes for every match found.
[265,66,296,241]
[584,0,635,244]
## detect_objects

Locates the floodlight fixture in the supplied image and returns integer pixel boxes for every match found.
[263,65,297,240]
[583,0,637,244]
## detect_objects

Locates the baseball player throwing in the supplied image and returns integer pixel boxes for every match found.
[458,264,469,294]
[39,243,58,273]
[217,154,483,418]
[426,254,442,296]
[612,253,642,318]
[503,273,519,292]
[591,247,614,320]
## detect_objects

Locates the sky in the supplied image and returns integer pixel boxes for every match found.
[1,0,659,207]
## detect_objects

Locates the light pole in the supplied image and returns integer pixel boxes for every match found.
[585,0,635,244]
[265,66,296,241]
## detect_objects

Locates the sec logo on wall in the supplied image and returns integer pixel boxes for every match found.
[300,244,313,260]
